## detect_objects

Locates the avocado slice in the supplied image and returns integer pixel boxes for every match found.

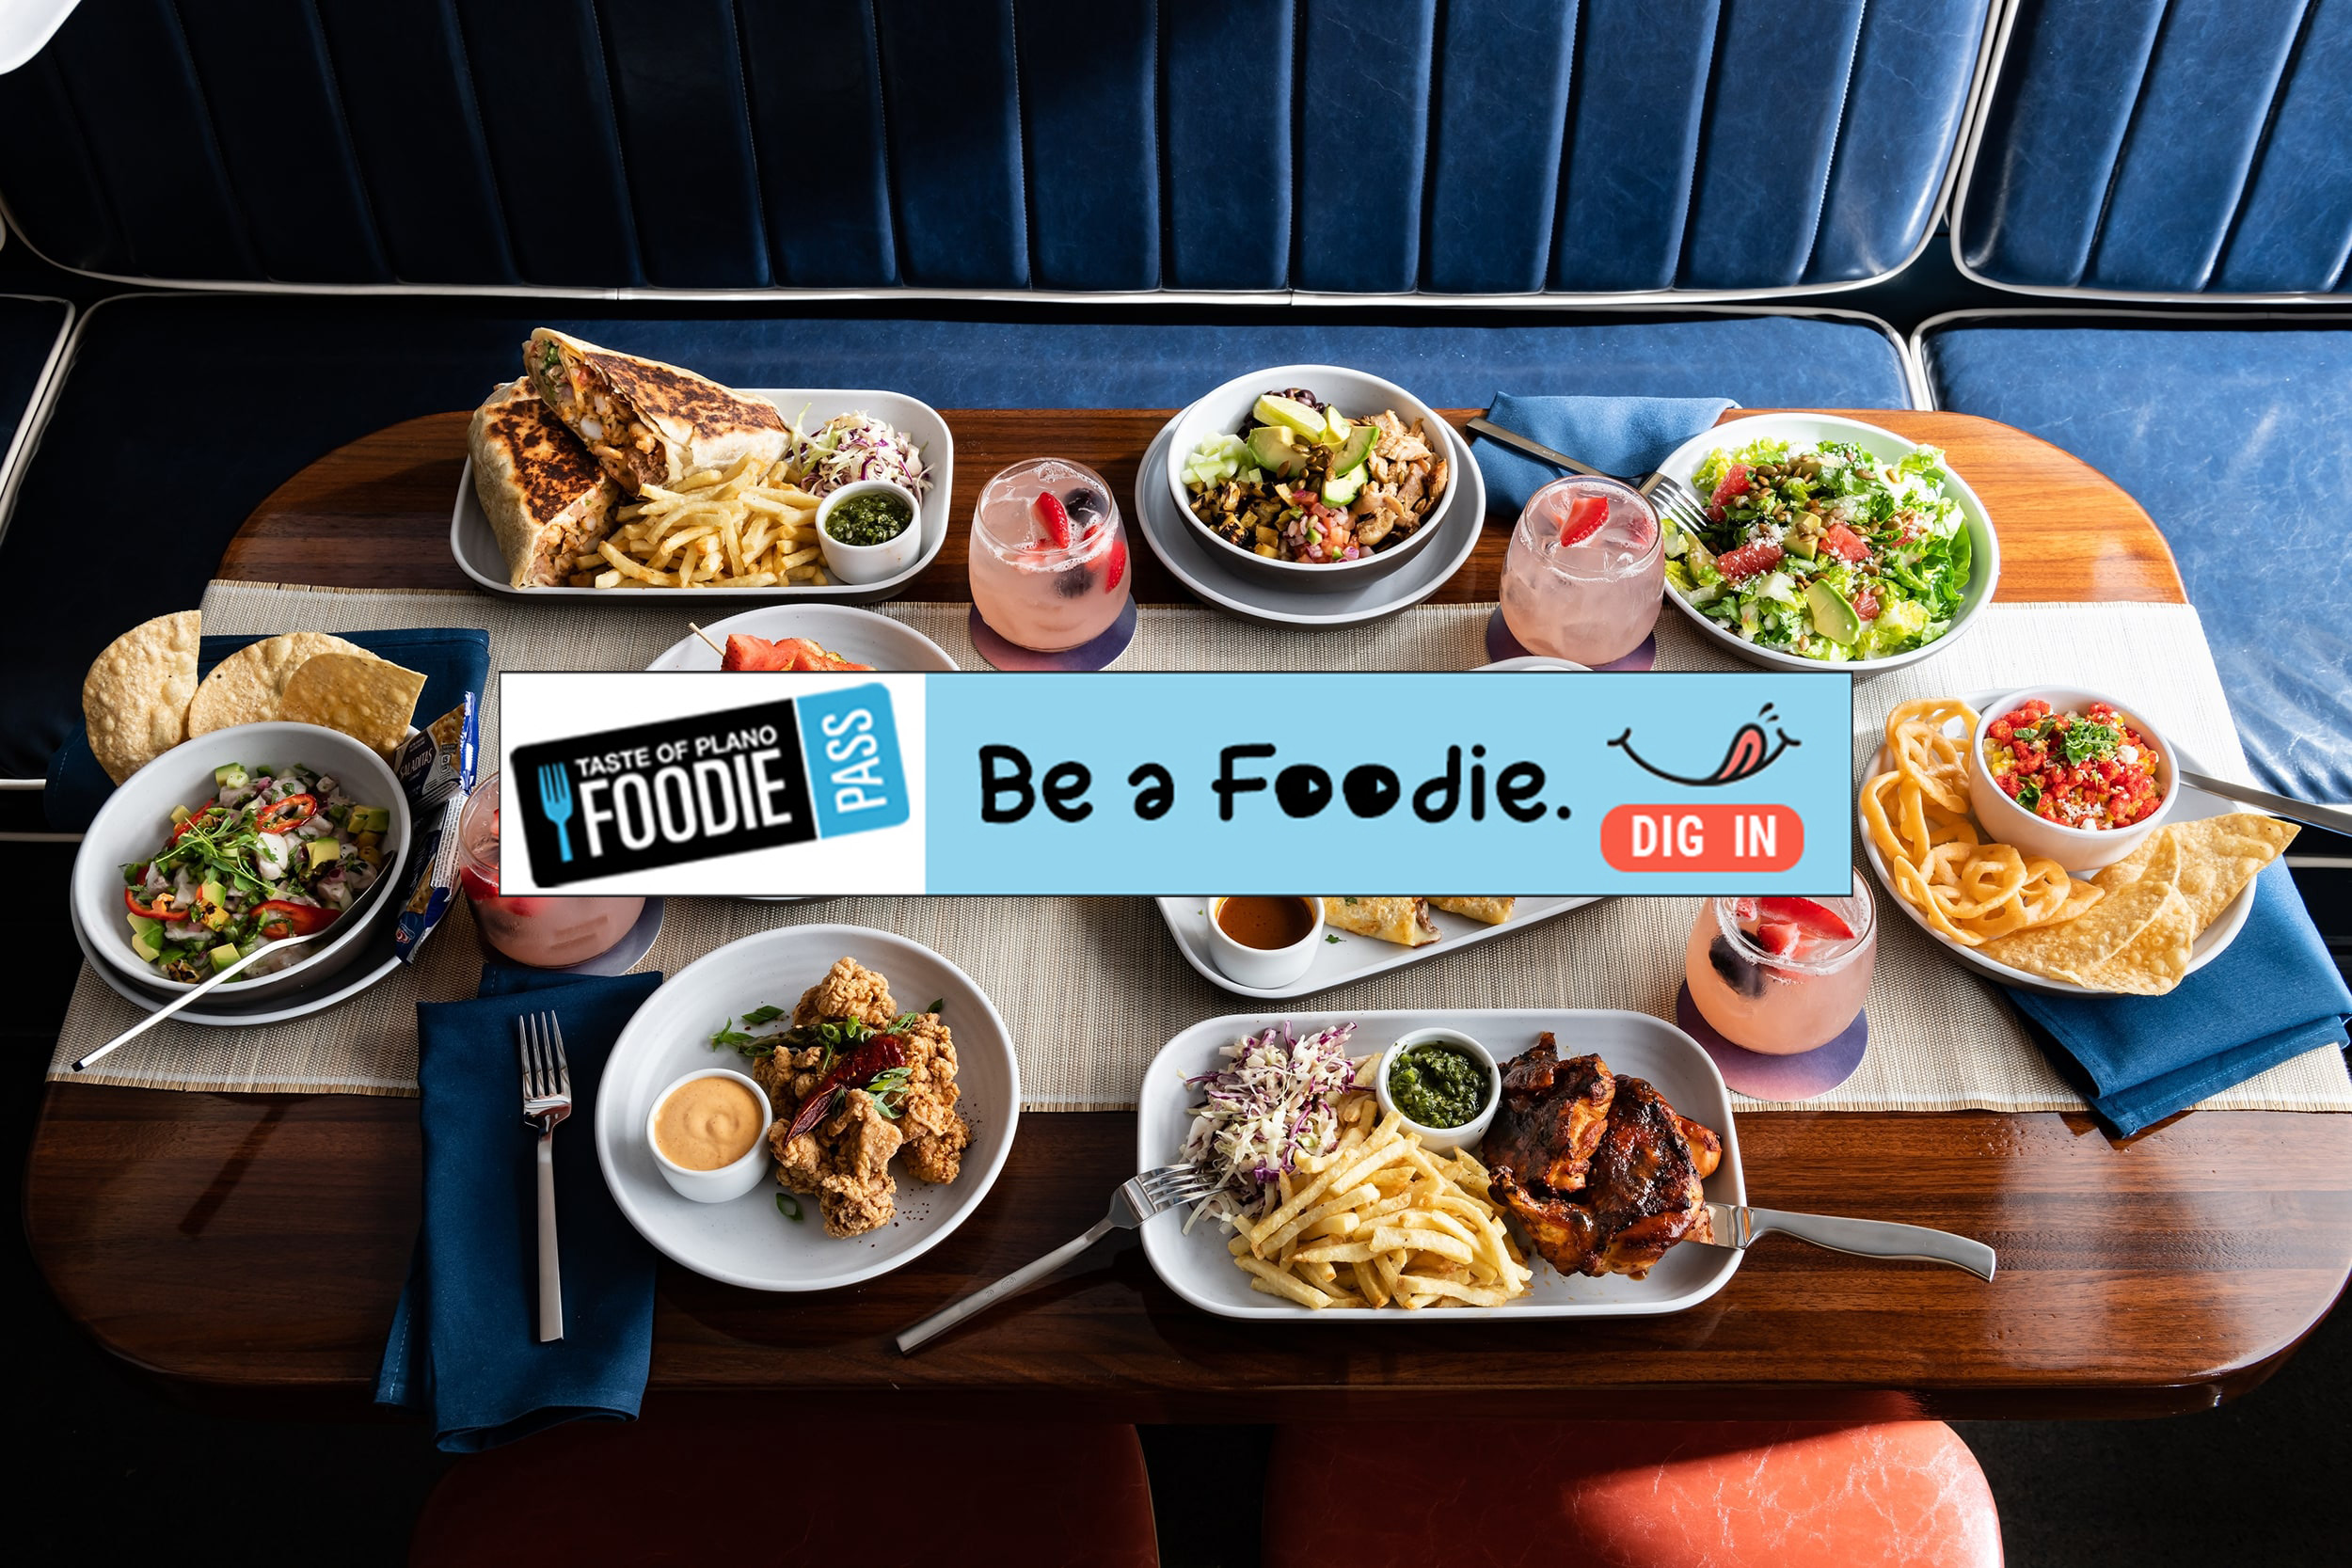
[1805,580,1862,646]
[1329,423,1376,476]
[1252,394,1325,438]
[1319,409,1351,448]
[1246,424,1309,482]
[195,879,231,930]
[348,804,390,833]
[209,942,242,972]
[214,763,249,790]
[128,914,164,963]
[306,838,342,872]
[1322,469,1366,507]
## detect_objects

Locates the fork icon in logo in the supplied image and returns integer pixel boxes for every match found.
[536,764,576,863]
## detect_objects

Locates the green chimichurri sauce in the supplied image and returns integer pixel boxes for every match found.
[826,491,912,546]
[1387,1043,1487,1129]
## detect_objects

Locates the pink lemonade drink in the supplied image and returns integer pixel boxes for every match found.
[1499,476,1663,665]
[1682,871,1877,1054]
[457,772,644,968]
[969,458,1131,652]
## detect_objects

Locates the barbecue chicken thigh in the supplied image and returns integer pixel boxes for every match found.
[1482,1035,1722,1280]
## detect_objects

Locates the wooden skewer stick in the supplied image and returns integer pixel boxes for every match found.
[689,622,726,658]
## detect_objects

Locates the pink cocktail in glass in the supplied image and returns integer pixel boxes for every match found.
[457,771,644,968]
[1682,871,1877,1054]
[1499,476,1663,665]
[969,457,1131,652]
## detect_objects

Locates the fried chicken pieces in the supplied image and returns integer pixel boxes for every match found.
[1483,1035,1722,1280]
[754,958,971,1238]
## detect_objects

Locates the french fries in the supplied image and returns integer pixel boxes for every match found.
[570,451,836,589]
[1226,1084,1533,1311]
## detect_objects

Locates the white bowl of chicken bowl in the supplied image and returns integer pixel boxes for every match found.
[1166,364,1460,590]
[72,721,410,1004]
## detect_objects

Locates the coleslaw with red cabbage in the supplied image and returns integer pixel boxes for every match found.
[1180,1022,1359,1232]
[782,408,931,500]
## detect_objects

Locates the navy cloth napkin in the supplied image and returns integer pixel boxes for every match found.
[45,626,491,832]
[377,966,662,1452]
[1470,393,1738,515]
[2007,863,2352,1137]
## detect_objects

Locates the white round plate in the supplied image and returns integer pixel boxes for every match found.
[644,603,958,671]
[1857,689,2255,997]
[70,879,405,1026]
[1133,412,1486,629]
[450,387,952,606]
[595,925,1019,1291]
[1653,413,1999,674]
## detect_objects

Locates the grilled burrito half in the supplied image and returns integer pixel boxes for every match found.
[469,379,622,588]
[1323,896,1440,947]
[524,327,787,493]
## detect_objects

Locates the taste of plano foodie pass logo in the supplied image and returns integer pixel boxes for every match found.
[509,684,908,886]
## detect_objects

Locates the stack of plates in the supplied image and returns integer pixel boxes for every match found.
[1133,408,1487,629]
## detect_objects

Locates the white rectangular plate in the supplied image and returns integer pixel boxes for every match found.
[449,387,953,605]
[1136,1008,1746,1321]
[1158,896,1602,999]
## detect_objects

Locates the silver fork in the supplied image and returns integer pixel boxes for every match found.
[896,1164,1219,1354]
[1467,414,1716,539]
[517,1011,573,1343]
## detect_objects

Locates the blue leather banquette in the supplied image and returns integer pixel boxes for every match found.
[0,0,1994,296]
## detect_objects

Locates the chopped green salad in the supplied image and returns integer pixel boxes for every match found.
[1663,437,1972,662]
[120,762,388,983]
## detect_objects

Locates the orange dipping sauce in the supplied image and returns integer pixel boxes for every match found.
[654,1076,764,1171]
[1216,895,1317,950]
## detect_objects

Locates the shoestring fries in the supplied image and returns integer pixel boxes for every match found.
[1227,1071,1533,1311]
[571,451,834,588]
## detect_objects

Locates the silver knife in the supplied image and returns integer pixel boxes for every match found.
[1701,1201,1996,1280]
[2173,768,2352,839]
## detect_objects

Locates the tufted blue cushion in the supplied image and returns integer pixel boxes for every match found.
[1922,318,2352,801]
[0,296,1907,786]
[1957,0,2352,295]
[0,0,1991,296]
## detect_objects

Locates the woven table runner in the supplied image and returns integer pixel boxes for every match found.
[48,586,2352,1117]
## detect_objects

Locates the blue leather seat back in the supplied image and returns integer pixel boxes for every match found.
[0,0,1991,295]
[1955,0,2352,296]
[1921,315,2352,801]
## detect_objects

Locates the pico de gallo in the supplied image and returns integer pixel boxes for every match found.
[121,762,389,983]
[1663,436,1972,661]
[1981,700,2165,831]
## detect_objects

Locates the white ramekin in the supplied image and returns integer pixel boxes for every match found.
[646,1068,775,1203]
[1372,1027,1501,1153]
[1203,895,1326,990]
[815,478,925,585]
[1968,687,2177,872]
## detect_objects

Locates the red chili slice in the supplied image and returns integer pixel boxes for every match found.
[125,886,188,921]
[783,1034,910,1142]
[256,794,317,832]
[254,900,335,940]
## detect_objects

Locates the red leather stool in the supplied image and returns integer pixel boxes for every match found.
[1264,1421,2000,1568]
[410,1413,1158,1567]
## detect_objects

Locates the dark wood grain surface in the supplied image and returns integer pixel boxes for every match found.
[39,404,2344,1421]
[219,408,2187,605]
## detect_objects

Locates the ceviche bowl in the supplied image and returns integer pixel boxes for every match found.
[1650,413,1999,673]
[72,721,412,1004]
[1969,687,2178,872]
[1165,363,1460,590]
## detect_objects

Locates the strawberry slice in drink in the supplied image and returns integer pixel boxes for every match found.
[1756,895,1853,941]
[1752,920,1803,958]
[1032,490,1073,549]
[1557,493,1611,546]
[1104,535,1128,592]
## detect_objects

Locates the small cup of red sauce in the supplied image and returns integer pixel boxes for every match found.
[1969,688,2176,871]
[1205,895,1326,990]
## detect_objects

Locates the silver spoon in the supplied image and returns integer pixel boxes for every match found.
[72,925,339,1072]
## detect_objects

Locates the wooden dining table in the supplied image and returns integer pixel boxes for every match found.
[28,409,2352,1421]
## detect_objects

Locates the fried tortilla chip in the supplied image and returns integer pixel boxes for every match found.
[1979,832,2182,984]
[2165,813,2297,929]
[185,632,371,736]
[83,610,200,784]
[2077,883,2199,995]
[279,652,427,757]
